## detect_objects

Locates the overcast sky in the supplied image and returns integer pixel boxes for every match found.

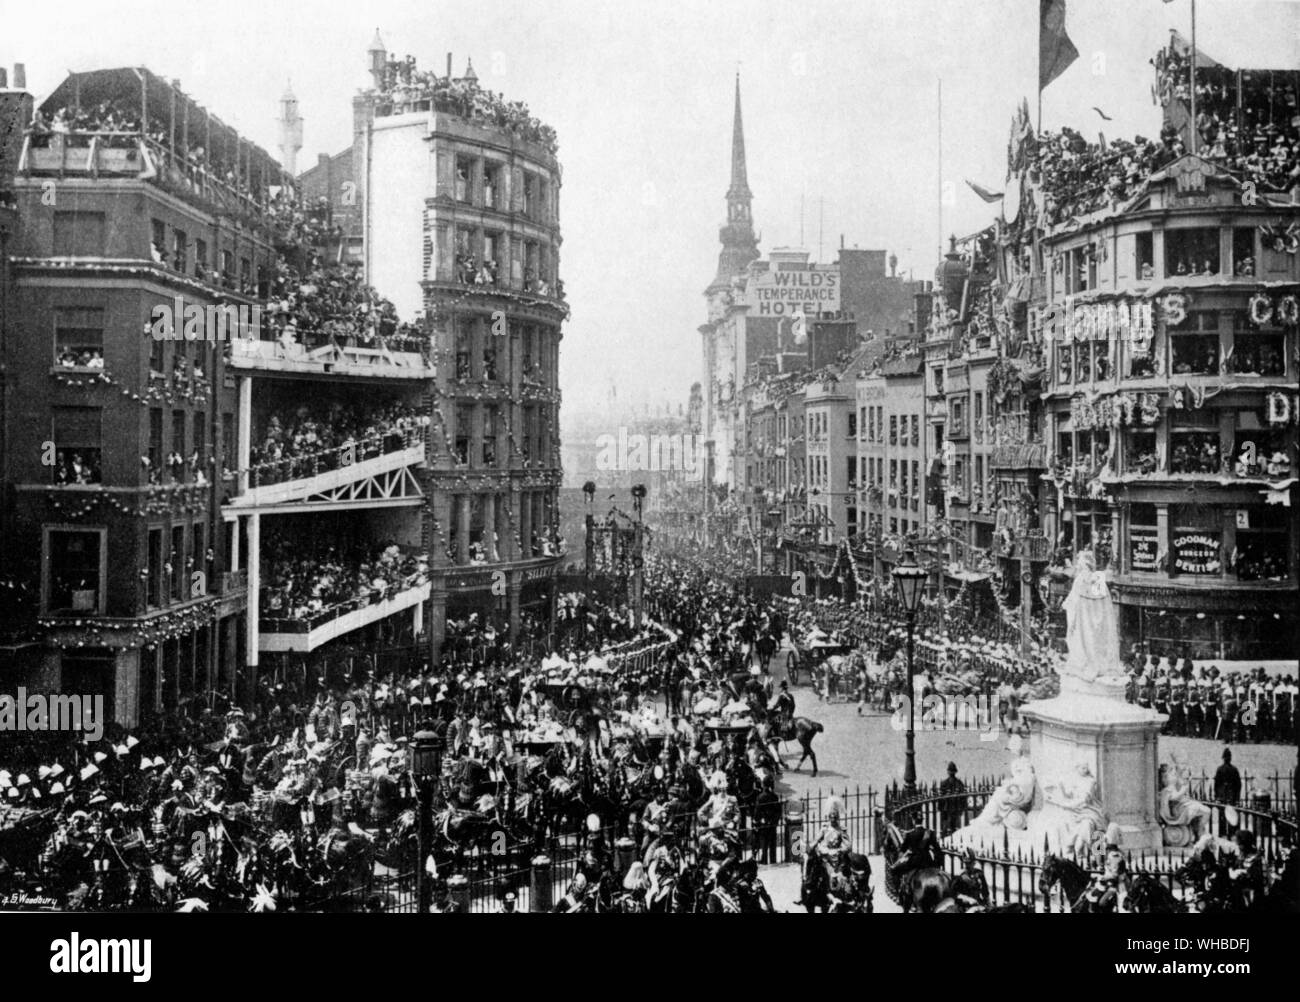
[4,0,1297,419]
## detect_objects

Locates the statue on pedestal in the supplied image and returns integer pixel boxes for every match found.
[1061,551,1122,681]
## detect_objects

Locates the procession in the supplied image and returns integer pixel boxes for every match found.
[1,0,1298,944]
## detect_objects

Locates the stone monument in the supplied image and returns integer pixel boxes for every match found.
[951,552,1165,852]
[1020,551,1165,850]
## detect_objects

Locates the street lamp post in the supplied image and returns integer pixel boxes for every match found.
[892,548,928,793]
[412,728,444,913]
[582,481,596,577]
[631,484,647,629]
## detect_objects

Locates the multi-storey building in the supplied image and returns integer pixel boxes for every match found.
[0,67,287,723]
[1040,151,1298,660]
[857,353,926,564]
[346,41,567,659]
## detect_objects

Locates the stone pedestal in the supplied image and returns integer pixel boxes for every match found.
[1021,674,1166,851]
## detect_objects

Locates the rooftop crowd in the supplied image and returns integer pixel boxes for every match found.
[374,55,559,154]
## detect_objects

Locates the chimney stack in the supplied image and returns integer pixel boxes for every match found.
[13,64,26,89]
[0,68,7,89]
[446,53,453,78]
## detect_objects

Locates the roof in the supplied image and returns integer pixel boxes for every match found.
[879,356,924,377]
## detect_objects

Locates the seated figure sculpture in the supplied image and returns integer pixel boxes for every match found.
[1039,761,1108,856]
[1158,763,1212,847]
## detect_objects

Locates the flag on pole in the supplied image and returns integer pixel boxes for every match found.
[1039,0,1079,91]
[966,179,1005,203]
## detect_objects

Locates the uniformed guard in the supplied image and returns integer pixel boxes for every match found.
[1154,671,1171,721]
[1137,672,1154,710]
[1202,675,1219,741]
[1185,673,1203,739]
[1221,675,1240,745]
[1167,673,1186,737]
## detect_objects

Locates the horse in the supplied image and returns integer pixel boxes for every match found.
[767,716,824,776]
[1126,873,1185,913]
[1039,854,1113,913]
[800,847,873,913]
[883,823,950,913]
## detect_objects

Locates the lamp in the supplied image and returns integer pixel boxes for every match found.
[892,549,927,614]
[411,729,443,778]
[892,548,927,792]
[412,728,443,914]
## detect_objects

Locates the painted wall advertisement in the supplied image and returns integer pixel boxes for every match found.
[746,266,841,316]
[1172,532,1221,575]
[1130,527,1159,571]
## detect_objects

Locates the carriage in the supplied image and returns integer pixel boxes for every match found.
[785,637,851,688]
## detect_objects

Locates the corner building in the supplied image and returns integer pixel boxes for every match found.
[352,46,567,663]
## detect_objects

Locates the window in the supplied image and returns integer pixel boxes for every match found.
[1169,311,1219,375]
[1231,313,1284,375]
[899,413,908,446]
[455,318,472,379]
[1164,227,1220,277]
[222,413,234,474]
[483,406,498,466]
[1232,408,1292,478]
[150,218,167,262]
[44,528,105,615]
[933,368,944,394]
[1135,231,1154,279]
[51,407,102,485]
[1235,505,1289,581]
[1232,228,1255,277]
[171,525,186,601]
[1125,429,1157,475]
[455,156,473,203]
[172,410,187,465]
[148,527,164,607]
[148,409,163,482]
[911,461,920,509]
[889,416,897,446]
[847,411,857,439]
[172,229,187,272]
[1169,410,1221,475]
[455,405,472,465]
[1170,504,1222,576]
[482,330,498,381]
[847,455,856,488]
[240,257,251,294]
[911,415,919,446]
[220,249,233,287]
[481,232,501,285]
[53,306,105,368]
[195,238,208,279]
[483,162,503,210]
[523,173,538,217]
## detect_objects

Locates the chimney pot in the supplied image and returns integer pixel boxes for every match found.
[13,63,26,89]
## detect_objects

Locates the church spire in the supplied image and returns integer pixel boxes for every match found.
[708,74,759,294]
[728,73,750,202]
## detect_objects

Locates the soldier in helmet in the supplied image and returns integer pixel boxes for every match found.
[1154,670,1171,722]
[1203,672,1220,742]
[1137,671,1155,711]
[1185,672,1203,739]
[1167,671,1186,737]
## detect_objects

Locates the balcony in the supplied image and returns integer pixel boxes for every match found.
[259,576,430,653]
[991,442,1047,470]
[224,428,427,516]
[227,334,433,380]
[21,133,270,222]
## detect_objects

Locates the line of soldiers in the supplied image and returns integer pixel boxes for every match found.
[1126,661,1297,743]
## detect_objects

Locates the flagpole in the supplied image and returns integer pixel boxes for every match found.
[1189,0,1198,154]
[938,77,943,264]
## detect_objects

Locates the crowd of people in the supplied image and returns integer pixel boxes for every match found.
[1127,657,1297,743]
[260,539,426,624]
[259,256,426,356]
[248,401,425,487]
[374,55,559,153]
